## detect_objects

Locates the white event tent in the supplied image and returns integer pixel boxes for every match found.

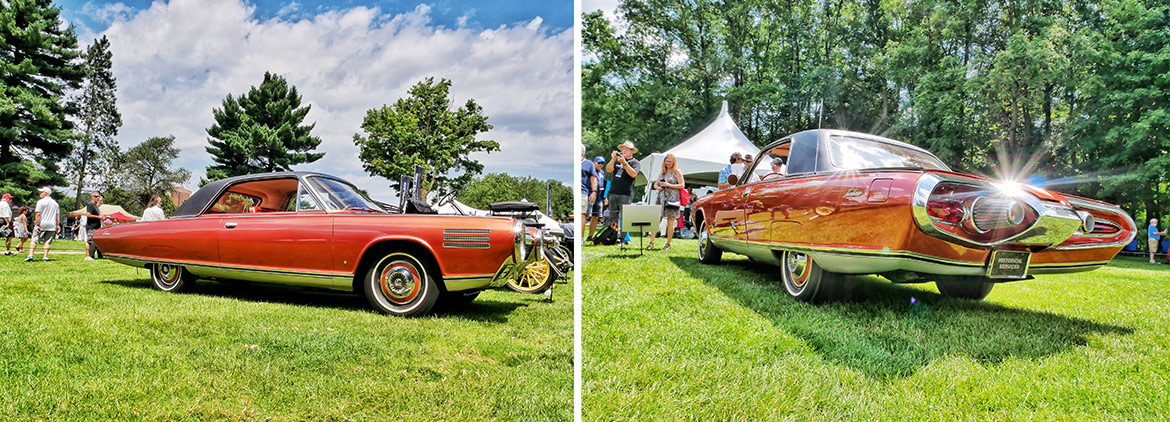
[636,101,759,203]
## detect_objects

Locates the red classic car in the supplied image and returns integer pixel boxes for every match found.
[92,172,546,316]
[691,129,1136,302]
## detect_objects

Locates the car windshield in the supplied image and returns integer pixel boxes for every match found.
[828,136,949,171]
[305,176,385,212]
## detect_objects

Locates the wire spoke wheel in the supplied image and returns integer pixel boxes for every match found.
[508,259,556,293]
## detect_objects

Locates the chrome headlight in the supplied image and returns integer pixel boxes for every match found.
[512,220,525,261]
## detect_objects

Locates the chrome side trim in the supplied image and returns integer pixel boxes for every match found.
[444,276,494,292]
[444,229,491,234]
[912,173,1083,248]
[443,235,491,242]
[104,254,353,291]
[709,236,1111,276]
[710,236,984,268]
[442,242,491,249]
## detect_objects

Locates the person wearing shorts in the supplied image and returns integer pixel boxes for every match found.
[82,192,104,260]
[1,193,12,255]
[25,187,58,262]
[1149,218,1165,264]
[11,206,29,253]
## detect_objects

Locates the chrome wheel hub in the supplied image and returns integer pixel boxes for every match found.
[384,267,415,296]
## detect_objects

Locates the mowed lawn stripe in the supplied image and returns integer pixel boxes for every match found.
[583,238,1170,420]
[1,252,571,420]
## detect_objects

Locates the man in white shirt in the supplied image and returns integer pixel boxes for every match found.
[141,195,166,222]
[1,193,12,255]
[26,187,59,262]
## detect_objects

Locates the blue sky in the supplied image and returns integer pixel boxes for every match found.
[58,0,573,33]
[52,0,574,201]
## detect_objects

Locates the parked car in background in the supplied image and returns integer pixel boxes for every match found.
[691,129,1136,302]
[92,172,546,316]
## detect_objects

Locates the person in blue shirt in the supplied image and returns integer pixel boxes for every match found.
[580,148,599,235]
[1149,218,1165,264]
[587,156,608,240]
[717,152,745,190]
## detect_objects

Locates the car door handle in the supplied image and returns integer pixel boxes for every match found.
[225,222,238,228]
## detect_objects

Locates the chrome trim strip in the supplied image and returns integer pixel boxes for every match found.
[710,236,984,267]
[1052,198,1138,249]
[912,173,1083,248]
[442,235,491,242]
[442,242,491,249]
[445,273,495,280]
[709,236,1112,276]
[105,253,348,278]
[444,229,491,234]
[105,254,353,290]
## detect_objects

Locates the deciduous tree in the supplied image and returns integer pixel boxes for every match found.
[353,77,499,197]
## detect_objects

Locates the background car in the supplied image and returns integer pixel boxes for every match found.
[691,129,1136,302]
[92,171,546,316]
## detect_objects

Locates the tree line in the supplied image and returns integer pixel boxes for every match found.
[584,0,1169,220]
[2,0,520,216]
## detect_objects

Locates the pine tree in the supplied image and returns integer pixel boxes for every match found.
[0,0,86,204]
[203,72,324,184]
[71,35,122,208]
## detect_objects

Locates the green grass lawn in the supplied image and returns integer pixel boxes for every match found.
[0,252,572,420]
[583,238,1170,420]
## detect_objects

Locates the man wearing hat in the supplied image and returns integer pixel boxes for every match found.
[604,141,641,242]
[25,187,59,262]
[587,156,609,240]
[1,193,12,255]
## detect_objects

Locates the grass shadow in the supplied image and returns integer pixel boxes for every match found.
[101,277,526,321]
[669,256,1133,380]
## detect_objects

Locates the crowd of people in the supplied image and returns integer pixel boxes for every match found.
[580,142,702,251]
[1,189,167,262]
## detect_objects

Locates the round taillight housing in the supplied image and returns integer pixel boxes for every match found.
[924,182,1038,244]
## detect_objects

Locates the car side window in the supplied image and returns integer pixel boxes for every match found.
[211,192,259,213]
[296,184,322,211]
[742,139,792,185]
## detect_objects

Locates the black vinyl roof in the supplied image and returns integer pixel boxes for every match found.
[172,171,340,218]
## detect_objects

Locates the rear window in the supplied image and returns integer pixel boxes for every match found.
[827,136,948,171]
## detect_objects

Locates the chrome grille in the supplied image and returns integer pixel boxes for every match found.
[970,197,1024,232]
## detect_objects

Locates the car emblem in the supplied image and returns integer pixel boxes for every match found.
[844,187,864,198]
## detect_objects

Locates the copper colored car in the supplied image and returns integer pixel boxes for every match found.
[92,172,544,316]
[690,129,1136,302]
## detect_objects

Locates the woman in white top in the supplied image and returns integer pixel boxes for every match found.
[141,195,166,222]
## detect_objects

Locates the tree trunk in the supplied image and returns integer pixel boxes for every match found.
[74,131,92,209]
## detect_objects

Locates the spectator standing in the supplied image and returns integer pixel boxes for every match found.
[142,195,166,221]
[580,148,599,239]
[1149,218,1165,264]
[25,187,59,262]
[11,206,29,253]
[604,141,640,242]
[648,154,685,250]
[588,156,608,240]
[717,152,744,190]
[82,192,104,260]
[1,193,12,255]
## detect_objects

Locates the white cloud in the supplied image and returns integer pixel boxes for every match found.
[98,0,572,200]
[80,1,135,24]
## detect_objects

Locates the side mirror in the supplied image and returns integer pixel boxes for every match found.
[726,174,739,186]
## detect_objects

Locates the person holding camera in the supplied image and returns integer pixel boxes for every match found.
[648,154,684,250]
[603,141,641,242]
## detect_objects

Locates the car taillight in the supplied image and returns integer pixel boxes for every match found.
[926,182,1037,241]
[1091,222,1120,235]
[926,183,981,225]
